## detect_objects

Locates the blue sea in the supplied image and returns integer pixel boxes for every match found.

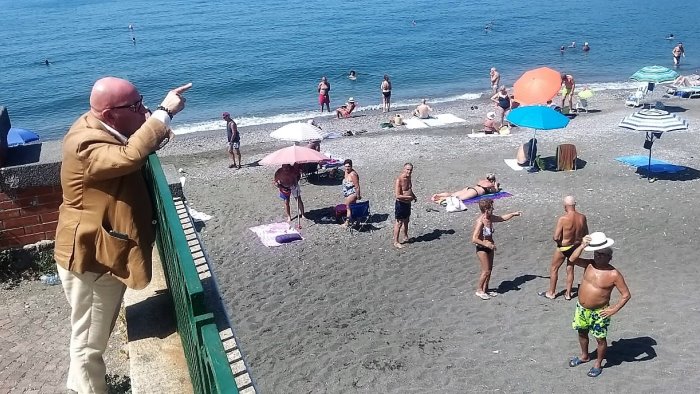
[1,0,698,141]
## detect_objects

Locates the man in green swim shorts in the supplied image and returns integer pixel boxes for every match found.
[567,232,631,378]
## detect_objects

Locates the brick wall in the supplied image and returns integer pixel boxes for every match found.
[0,185,62,249]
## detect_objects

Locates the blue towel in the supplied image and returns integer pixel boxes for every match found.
[616,155,686,173]
[462,191,513,205]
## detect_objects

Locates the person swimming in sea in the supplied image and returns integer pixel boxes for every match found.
[560,45,566,54]
[44,59,51,66]
[582,42,590,52]
[666,33,674,40]
[569,41,576,48]
[348,70,357,80]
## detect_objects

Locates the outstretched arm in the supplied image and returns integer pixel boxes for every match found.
[492,211,521,222]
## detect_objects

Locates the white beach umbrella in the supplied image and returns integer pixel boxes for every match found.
[270,122,328,142]
[618,109,690,179]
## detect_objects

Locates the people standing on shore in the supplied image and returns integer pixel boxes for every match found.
[318,76,331,112]
[672,43,685,66]
[54,77,191,393]
[274,164,305,225]
[561,73,576,110]
[472,198,522,300]
[471,199,521,300]
[413,99,432,119]
[567,233,631,378]
[223,112,241,169]
[491,86,511,126]
[539,196,589,300]
[393,163,416,249]
[381,75,392,112]
[341,159,361,226]
[490,67,501,93]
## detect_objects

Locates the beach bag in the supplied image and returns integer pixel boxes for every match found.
[394,114,404,126]
[445,196,467,212]
[498,125,511,135]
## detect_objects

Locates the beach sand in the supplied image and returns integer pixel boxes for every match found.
[160,91,700,392]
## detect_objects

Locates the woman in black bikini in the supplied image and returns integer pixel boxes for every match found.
[431,174,500,203]
[491,86,511,126]
[471,199,522,300]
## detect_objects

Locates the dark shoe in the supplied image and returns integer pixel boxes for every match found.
[587,367,602,377]
[568,356,590,367]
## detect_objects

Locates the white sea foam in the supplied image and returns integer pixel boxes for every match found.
[171,81,638,135]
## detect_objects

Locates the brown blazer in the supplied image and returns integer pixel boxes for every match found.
[54,112,169,289]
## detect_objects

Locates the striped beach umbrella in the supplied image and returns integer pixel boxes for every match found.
[629,66,679,83]
[618,109,689,133]
[618,109,689,179]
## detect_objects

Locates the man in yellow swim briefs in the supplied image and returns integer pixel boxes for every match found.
[539,196,588,300]
[561,73,576,110]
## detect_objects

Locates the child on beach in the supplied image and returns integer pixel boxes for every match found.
[471,199,521,300]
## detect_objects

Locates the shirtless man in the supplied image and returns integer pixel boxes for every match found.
[490,67,501,93]
[539,196,588,300]
[672,43,685,66]
[393,163,417,249]
[317,76,331,112]
[223,112,241,169]
[561,73,575,110]
[413,99,432,119]
[381,75,392,112]
[567,233,631,378]
[274,164,305,226]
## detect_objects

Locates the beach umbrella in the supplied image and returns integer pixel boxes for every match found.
[270,122,328,142]
[513,67,562,105]
[7,128,40,147]
[259,145,329,166]
[618,108,689,179]
[578,89,594,99]
[506,106,570,166]
[630,66,679,84]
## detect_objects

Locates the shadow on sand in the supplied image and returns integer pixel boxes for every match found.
[496,274,544,294]
[406,229,456,244]
[604,336,658,369]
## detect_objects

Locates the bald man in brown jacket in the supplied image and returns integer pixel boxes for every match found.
[54,77,191,393]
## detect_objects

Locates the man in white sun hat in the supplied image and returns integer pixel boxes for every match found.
[566,232,632,378]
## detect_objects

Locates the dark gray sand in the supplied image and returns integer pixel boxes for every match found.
[160,92,700,392]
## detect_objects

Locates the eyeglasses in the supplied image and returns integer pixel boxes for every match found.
[109,95,144,112]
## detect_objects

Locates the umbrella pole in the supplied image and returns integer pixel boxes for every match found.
[529,129,538,167]
[297,196,302,229]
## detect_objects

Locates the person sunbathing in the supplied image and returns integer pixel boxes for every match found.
[431,174,500,203]
[336,97,356,118]
[673,75,700,87]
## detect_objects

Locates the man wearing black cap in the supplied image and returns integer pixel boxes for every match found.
[223,112,241,168]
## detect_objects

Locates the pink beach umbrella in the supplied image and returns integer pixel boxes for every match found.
[260,145,329,166]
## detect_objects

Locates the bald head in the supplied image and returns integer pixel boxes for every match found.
[90,77,139,115]
[564,196,576,206]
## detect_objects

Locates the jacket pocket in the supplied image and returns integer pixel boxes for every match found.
[95,225,131,271]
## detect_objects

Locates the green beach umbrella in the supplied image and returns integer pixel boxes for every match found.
[630,66,679,83]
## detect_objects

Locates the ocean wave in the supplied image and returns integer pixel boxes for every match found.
[171,80,638,135]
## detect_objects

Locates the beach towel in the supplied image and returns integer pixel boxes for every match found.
[462,191,513,205]
[615,156,686,173]
[404,118,429,129]
[468,133,511,139]
[421,113,466,127]
[249,222,303,247]
[504,159,526,171]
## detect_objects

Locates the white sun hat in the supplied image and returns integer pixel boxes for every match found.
[584,232,615,251]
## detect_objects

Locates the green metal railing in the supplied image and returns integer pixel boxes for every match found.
[144,154,238,394]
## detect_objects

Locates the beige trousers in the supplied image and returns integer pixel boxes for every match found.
[57,265,126,394]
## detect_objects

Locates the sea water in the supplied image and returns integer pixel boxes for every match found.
[0,0,698,140]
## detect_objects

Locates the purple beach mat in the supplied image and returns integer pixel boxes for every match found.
[462,191,513,205]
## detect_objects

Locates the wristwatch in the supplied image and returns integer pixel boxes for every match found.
[156,105,174,119]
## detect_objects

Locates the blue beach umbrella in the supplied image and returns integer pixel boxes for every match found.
[506,106,570,166]
[630,66,679,84]
[7,128,40,147]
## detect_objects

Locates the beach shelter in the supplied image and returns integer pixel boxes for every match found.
[506,106,570,166]
[260,145,330,228]
[270,122,328,143]
[618,108,689,179]
[7,128,40,147]
[630,66,679,84]
[513,67,562,105]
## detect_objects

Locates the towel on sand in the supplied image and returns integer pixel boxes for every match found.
[616,155,686,173]
[462,191,513,205]
[249,222,303,247]
[404,118,429,129]
[504,159,526,171]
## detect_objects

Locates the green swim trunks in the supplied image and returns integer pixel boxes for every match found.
[572,302,610,338]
